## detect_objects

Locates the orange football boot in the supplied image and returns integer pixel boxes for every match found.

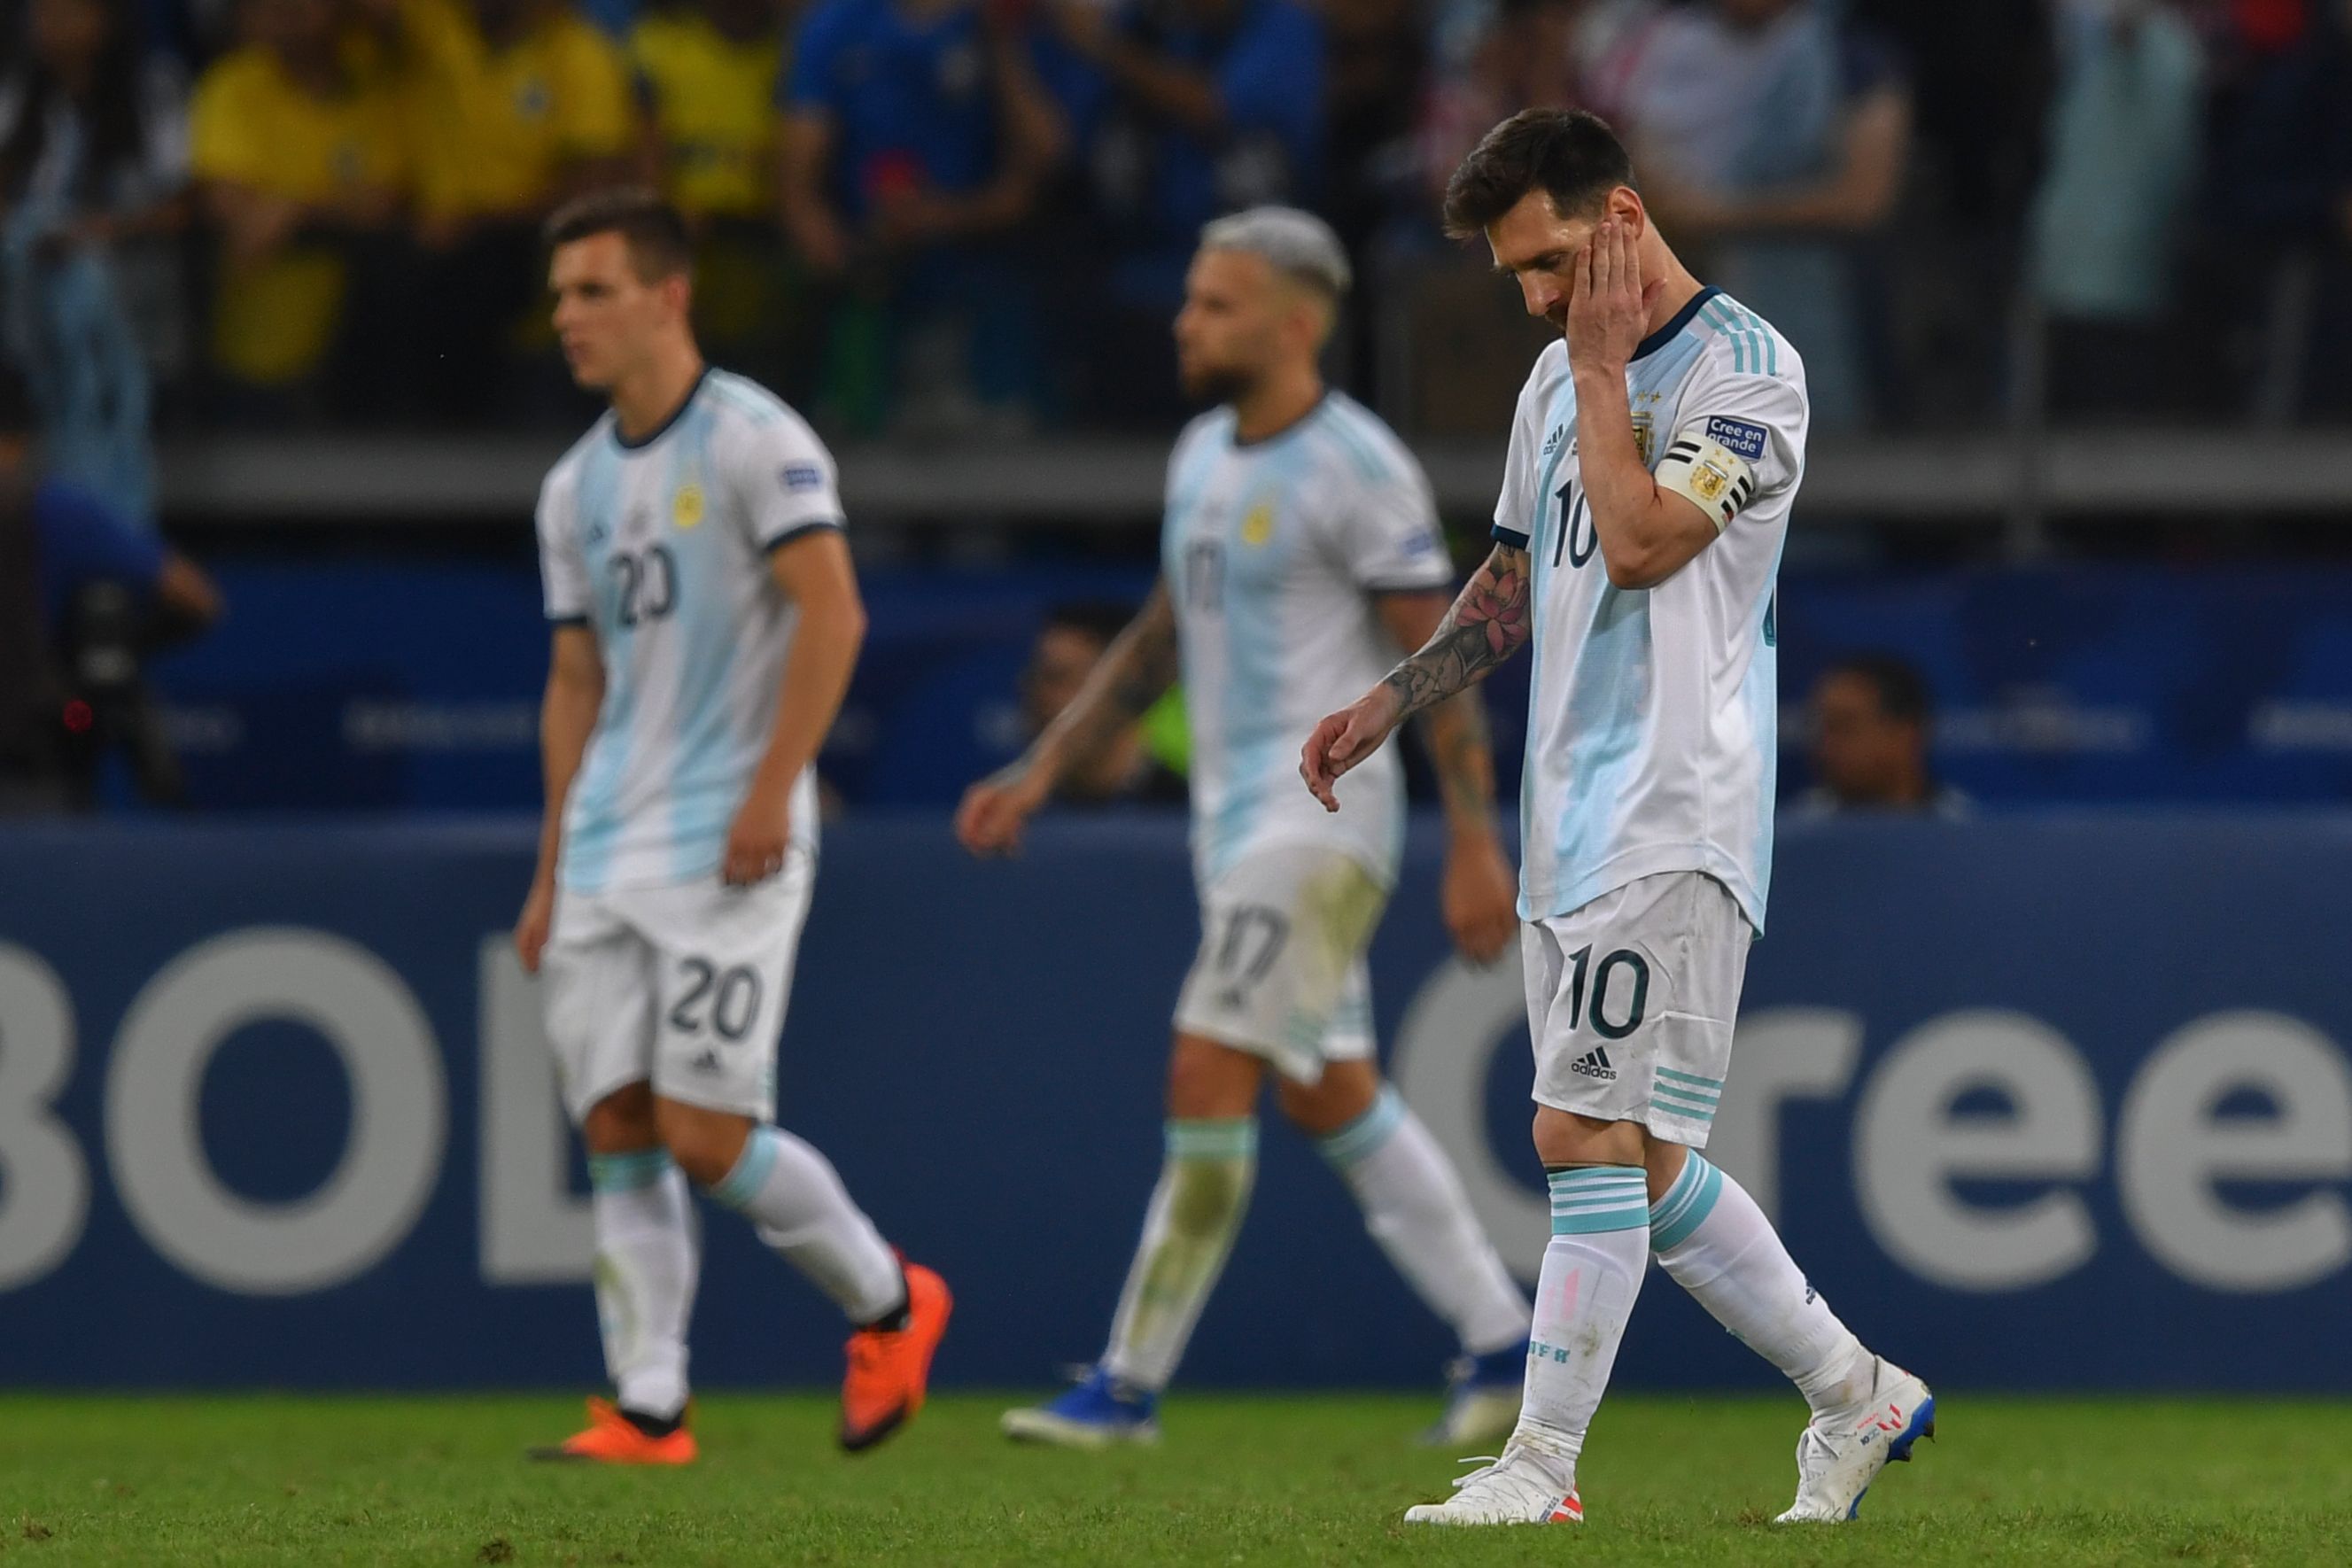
[839,1261,952,1453]
[529,1398,697,1464]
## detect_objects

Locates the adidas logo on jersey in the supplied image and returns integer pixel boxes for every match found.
[1541,424,1567,459]
[1569,1046,1618,1082]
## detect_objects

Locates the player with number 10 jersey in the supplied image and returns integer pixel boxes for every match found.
[1303,111,1933,1530]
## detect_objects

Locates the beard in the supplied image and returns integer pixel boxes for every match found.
[1181,361,1257,408]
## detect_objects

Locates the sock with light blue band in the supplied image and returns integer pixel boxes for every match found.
[702,1124,906,1322]
[710,1127,782,1210]
[1648,1153,1727,1252]
[1548,1166,1651,1234]
[1165,1117,1259,1161]
[1316,1085,1405,1168]
[588,1148,675,1194]
[1101,1117,1259,1389]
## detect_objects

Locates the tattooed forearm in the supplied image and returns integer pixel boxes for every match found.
[1380,546,1532,718]
[1016,582,1180,789]
[1414,688,1498,834]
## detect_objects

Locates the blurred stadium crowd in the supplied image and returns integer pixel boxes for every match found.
[4,0,2352,459]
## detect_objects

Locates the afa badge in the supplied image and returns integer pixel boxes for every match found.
[1690,462,1731,503]
[1240,501,1276,547]
[672,482,704,529]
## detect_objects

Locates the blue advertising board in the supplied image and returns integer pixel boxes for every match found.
[0,813,2347,1391]
[130,563,2352,811]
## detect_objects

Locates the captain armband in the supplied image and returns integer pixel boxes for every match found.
[1655,427,1762,532]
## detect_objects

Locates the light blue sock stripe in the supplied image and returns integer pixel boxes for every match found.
[1548,1170,1647,1199]
[1549,1166,1650,1233]
[1167,1117,1258,1161]
[1648,1152,1704,1223]
[1316,1085,1405,1168]
[1650,1155,1725,1252]
[588,1149,674,1194]
[1646,1161,1708,1238]
[710,1127,780,1209]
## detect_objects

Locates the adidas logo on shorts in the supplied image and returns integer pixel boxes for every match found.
[1569,1046,1618,1082]
[688,1049,722,1074]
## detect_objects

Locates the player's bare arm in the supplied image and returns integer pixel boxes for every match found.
[955,581,1179,857]
[726,529,866,886]
[517,624,604,973]
[1300,544,1532,812]
[1566,218,1720,590]
[1375,590,1518,965]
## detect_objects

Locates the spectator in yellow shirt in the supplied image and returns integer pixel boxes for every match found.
[190,0,408,409]
[633,0,786,221]
[363,0,645,418]
[631,0,801,369]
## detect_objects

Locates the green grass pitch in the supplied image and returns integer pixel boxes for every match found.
[3,1393,2348,1565]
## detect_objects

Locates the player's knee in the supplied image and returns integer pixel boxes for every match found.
[1277,1063,1379,1137]
[581,1083,659,1156]
[653,1101,753,1191]
[1532,1106,1643,1168]
[664,1137,738,1192]
[1165,1036,1261,1118]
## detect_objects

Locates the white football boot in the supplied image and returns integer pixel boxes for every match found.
[1775,1356,1937,1523]
[1402,1444,1582,1526]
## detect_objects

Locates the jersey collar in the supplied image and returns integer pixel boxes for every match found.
[612,366,711,452]
[1229,388,1331,450]
[1632,285,1721,362]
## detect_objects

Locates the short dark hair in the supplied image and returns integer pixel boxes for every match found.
[1442,109,1637,239]
[543,186,693,281]
[1825,653,1934,726]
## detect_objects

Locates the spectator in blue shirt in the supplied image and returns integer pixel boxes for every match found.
[1025,0,1321,427]
[778,0,1066,432]
[1048,0,1322,315]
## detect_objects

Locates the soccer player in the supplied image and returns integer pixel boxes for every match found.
[514,188,949,1463]
[1301,111,1934,1526]
[958,207,1535,1448]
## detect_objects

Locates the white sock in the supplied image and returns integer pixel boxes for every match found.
[709,1126,905,1324]
[1650,1152,1870,1417]
[1317,1086,1529,1356]
[1099,1118,1257,1392]
[587,1150,698,1420]
[1512,1166,1650,1474]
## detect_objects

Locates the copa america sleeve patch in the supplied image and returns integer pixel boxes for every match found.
[1656,433,1758,531]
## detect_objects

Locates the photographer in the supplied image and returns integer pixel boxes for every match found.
[0,365,221,811]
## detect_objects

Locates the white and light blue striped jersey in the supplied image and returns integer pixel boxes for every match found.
[1494,289,1806,933]
[536,369,839,893]
[1163,392,1454,889]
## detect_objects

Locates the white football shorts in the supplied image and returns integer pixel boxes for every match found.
[540,849,814,1123]
[1524,870,1752,1149]
[1173,843,1386,1083]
